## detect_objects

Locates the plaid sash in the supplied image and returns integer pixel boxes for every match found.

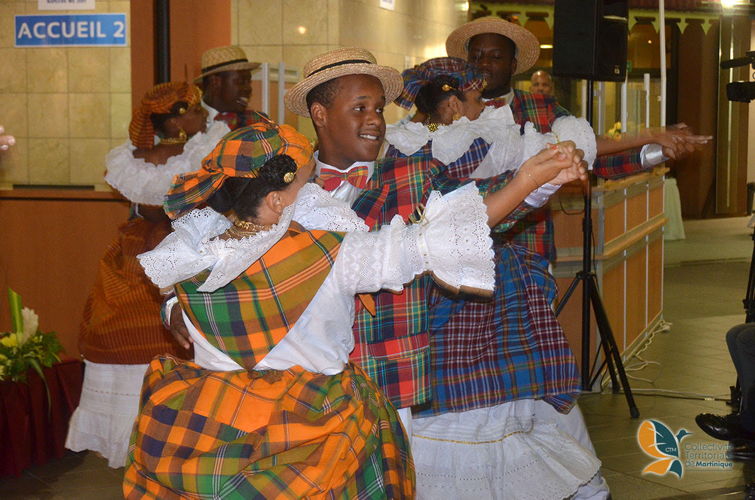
[175,223,343,370]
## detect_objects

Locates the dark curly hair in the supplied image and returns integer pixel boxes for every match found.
[207,154,297,220]
[306,79,341,113]
[414,75,466,116]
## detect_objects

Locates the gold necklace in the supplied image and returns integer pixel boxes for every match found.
[225,214,272,239]
[159,129,188,145]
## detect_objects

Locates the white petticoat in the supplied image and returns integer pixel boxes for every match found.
[65,361,148,468]
[411,399,601,500]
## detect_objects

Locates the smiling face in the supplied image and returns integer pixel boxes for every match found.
[204,69,252,114]
[467,33,517,99]
[309,74,386,169]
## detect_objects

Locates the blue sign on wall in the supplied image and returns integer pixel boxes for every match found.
[15,14,127,47]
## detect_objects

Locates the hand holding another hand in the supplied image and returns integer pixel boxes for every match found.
[518,140,588,188]
[649,123,712,160]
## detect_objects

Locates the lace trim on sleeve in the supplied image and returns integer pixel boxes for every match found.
[334,183,494,296]
[137,203,295,292]
[293,183,369,232]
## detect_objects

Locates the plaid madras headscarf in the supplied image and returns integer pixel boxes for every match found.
[164,119,313,219]
[394,56,485,110]
[128,82,202,150]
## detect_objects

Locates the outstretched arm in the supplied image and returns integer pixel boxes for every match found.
[483,142,587,227]
[596,123,711,158]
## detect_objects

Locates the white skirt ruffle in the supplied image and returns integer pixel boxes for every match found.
[65,361,148,468]
[411,399,601,500]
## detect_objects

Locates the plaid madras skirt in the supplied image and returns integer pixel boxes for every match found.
[124,357,414,499]
[415,243,580,417]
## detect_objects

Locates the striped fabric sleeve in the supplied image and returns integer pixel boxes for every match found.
[593,148,646,179]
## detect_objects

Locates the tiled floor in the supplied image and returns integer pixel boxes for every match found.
[1,217,751,499]
[581,216,752,499]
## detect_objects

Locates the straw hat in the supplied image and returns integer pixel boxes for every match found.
[446,17,540,75]
[194,45,260,83]
[285,47,403,117]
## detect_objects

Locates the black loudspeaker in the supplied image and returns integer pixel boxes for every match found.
[553,0,628,81]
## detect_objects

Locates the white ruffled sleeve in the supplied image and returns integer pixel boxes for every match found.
[333,183,495,296]
[104,121,230,205]
[551,115,597,167]
[137,208,230,289]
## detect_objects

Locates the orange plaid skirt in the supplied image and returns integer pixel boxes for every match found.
[124,357,415,499]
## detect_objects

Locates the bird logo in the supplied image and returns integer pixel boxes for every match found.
[637,419,691,478]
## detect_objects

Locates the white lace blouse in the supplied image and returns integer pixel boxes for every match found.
[104,121,230,206]
[139,183,494,375]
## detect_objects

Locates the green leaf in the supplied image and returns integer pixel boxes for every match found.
[28,358,52,410]
[7,288,23,334]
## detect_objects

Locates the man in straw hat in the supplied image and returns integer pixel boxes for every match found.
[196,45,268,130]
[283,47,586,436]
[447,16,707,263]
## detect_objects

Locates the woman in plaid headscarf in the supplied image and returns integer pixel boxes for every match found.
[66,82,230,468]
[386,57,602,499]
[124,119,501,498]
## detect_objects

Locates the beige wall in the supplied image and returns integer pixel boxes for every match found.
[0,0,468,187]
[230,0,468,127]
[0,1,132,190]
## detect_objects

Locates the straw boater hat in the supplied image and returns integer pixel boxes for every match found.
[194,45,260,83]
[285,47,403,117]
[445,17,540,75]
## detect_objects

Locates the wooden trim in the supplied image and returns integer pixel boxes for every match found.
[0,189,124,202]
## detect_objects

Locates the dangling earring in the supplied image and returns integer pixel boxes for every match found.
[159,128,188,146]
[452,113,461,121]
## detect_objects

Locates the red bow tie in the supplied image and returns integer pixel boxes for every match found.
[215,111,245,130]
[318,165,369,191]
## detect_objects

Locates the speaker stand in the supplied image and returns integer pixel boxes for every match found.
[554,80,639,419]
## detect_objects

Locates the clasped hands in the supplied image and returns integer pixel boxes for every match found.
[649,123,711,160]
[518,141,588,189]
